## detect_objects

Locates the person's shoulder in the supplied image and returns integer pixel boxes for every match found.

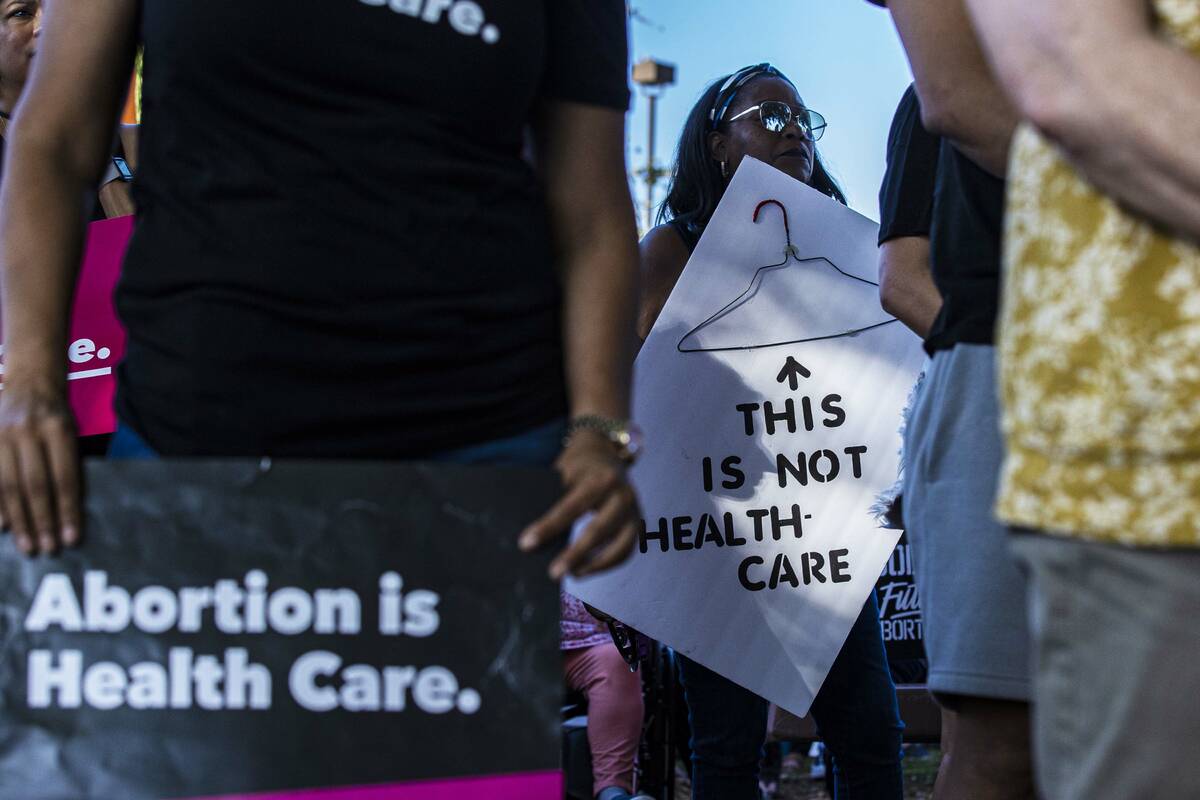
[640,224,691,280]
[641,223,689,257]
[637,224,693,339]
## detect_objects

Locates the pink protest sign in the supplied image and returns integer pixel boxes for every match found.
[64,215,131,435]
[0,216,131,436]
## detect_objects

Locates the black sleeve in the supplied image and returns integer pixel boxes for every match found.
[542,0,630,111]
[877,85,940,245]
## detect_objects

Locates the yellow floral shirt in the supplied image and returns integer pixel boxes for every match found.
[997,1,1200,547]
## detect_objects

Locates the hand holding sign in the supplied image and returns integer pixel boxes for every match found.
[519,426,642,580]
[0,217,131,556]
[0,389,81,555]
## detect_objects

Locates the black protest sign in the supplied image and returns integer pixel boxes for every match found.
[0,460,563,800]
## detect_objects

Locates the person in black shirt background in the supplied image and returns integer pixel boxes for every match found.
[0,0,642,581]
[871,1,1036,798]
[639,64,904,800]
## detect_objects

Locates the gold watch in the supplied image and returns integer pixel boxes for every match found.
[565,415,644,464]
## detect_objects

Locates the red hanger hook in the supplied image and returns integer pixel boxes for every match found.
[753,199,792,251]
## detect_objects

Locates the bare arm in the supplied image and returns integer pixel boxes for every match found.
[519,101,642,578]
[97,178,135,218]
[118,123,139,170]
[0,0,138,555]
[966,0,1200,241]
[535,102,638,430]
[887,0,1018,177]
[879,236,941,339]
[636,224,690,342]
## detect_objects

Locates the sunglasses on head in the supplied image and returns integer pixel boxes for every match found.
[727,100,827,141]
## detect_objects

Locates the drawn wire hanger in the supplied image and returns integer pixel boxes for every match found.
[677,199,898,353]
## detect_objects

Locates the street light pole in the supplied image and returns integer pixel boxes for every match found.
[632,58,676,233]
[646,92,658,231]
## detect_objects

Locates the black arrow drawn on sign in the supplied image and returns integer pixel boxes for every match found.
[776,356,812,390]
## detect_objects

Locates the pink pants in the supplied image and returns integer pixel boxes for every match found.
[563,643,644,797]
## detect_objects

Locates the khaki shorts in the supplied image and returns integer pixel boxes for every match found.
[1012,532,1200,800]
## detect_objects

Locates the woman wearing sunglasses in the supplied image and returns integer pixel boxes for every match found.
[638,64,904,800]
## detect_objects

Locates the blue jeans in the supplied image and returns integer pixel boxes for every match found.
[108,419,566,467]
[678,591,904,799]
[107,423,161,459]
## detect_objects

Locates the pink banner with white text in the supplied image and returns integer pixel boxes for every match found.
[0,215,131,436]
[65,216,130,435]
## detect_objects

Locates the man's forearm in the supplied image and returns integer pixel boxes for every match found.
[966,0,1200,241]
[888,0,1017,177]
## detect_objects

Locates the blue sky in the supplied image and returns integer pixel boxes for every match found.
[627,0,914,225]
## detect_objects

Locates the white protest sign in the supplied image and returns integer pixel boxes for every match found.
[567,158,924,717]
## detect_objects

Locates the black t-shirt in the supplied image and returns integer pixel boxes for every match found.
[878,86,1005,355]
[878,86,937,246]
[119,1,629,457]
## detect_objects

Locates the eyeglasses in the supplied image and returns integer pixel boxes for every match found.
[727,101,827,141]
